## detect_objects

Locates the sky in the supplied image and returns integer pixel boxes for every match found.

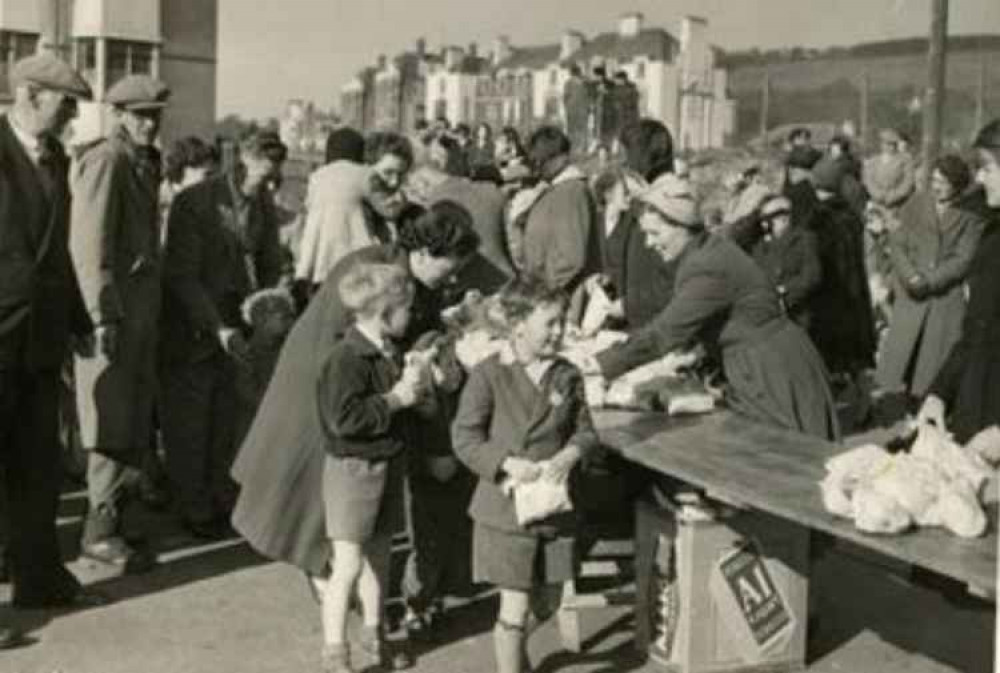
[217,0,1000,119]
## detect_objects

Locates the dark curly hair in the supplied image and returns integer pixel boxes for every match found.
[164,136,214,185]
[397,200,480,260]
[620,118,673,182]
[365,131,414,171]
[497,275,569,325]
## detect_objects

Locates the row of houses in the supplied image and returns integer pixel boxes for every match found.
[0,0,217,145]
[339,12,736,151]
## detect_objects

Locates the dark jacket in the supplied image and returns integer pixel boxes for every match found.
[877,190,985,396]
[161,174,284,364]
[929,205,1000,442]
[0,116,90,370]
[317,326,406,461]
[808,194,877,375]
[605,209,678,331]
[452,353,599,534]
[597,234,839,440]
[751,226,822,329]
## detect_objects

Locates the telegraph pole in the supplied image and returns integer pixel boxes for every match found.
[759,69,770,147]
[974,44,986,136]
[920,0,948,190]
[859,70,870,152]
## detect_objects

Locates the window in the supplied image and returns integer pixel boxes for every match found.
[438,77,446,95]
[106,39,155,89]
[74,38,97,86]
[0,31,40,92]
[549,68,558,86]
[636,60,646,79]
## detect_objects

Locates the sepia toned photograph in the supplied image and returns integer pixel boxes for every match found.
[0,1,999,671]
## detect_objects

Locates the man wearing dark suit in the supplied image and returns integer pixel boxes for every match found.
[160,130,286,537]
[0,54,106,628]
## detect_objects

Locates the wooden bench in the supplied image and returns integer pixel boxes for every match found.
[587,409,997,672]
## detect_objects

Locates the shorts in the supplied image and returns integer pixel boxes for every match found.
[323,452,406,542]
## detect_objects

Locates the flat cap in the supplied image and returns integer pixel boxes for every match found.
[10,52,92,99]
[106,75,170,110]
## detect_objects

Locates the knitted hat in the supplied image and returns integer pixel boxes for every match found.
[635,173,702,229]
[933,154,972,194]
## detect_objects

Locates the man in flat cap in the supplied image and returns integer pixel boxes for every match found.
[0,53,106,624]
[160,129,286,538]
[70,74,170,569]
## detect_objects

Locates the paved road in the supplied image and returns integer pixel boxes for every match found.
[0,488,992,673]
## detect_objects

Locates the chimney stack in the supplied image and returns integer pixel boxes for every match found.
[492,35,512,66]
[416,37,426,58]
[618,12,644,38]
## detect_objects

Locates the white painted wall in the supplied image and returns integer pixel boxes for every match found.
[0,0,40,33]
[74,0,161,41]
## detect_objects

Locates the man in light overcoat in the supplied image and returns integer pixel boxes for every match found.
[70,74,170,569]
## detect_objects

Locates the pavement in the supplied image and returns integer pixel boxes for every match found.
[0,485,994,673]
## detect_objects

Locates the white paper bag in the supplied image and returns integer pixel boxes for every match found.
[512,479,573,526]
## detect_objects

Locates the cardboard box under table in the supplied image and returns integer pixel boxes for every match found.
[593,409,997,673]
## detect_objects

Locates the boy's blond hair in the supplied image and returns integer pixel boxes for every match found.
[338,262,414,317]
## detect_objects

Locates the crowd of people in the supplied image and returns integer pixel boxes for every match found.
[1,48,1000,673]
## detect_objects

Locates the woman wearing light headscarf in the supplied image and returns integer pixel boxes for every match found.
[583,174,840,441]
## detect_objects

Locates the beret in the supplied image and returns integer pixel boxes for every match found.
[106,75,170,110]
[10,53,92,100]
[636,173,702,230]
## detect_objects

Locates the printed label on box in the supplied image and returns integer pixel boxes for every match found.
[709,539,796,658]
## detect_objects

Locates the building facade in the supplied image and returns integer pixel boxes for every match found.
[341,11,735,149]
[0,0,217,145]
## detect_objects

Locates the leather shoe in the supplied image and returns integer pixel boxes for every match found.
[13,586,111,610]
[81,537,156,574]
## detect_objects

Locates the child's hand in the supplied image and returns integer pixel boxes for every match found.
[387,377,421,408]
[542,445,582,484]
[502,457,542,484]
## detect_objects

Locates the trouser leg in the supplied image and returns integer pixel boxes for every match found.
[82,450,134,545]
[2,370,78,603]
[161,358,216,523]
[208,358,239,515]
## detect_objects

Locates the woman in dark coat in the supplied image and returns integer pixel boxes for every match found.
[750,195,822,330]
[230,201,480,577]
[876,155,985,400]
[584,175,839,441]
[919,119,1000,445]
[809,161,878,380]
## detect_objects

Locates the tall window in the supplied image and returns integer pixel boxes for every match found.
[106,39,155,89]
[74,38,97,86]
[0,31,40,92]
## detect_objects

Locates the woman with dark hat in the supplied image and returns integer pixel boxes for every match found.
[877,154,986,405]
[231,200,480,582]
[580,175,839,441]
[918,120,1000,447]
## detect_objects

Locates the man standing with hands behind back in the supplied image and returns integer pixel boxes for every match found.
[0,53,107,629]
[71,75,170,571]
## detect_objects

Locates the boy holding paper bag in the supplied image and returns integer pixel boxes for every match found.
[452,278,600,673]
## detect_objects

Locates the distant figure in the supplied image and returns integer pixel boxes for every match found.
[467,122,495,170]
[160,136,216,245]
[563,63,590,154]
[591,66,617,148]
[864,128,915,213]
[612,70,640,136]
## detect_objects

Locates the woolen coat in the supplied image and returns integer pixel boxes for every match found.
[751,225,822,329]
[876,191,985,396]
[807,194,877,375]
[70,125,161,460]
[929,206,1000,443]
[0,116,90,370]
[452,353,600,536]
[596,233,839,441]
[230,244,445,574]
[160,174,284,365]
[864,154,915,210]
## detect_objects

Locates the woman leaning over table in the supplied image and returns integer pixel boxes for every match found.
[918,119,1000,452]
[577,174,840,442]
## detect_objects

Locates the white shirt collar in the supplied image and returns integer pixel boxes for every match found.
[9,116,42,164]
[354,321,391,357]
[499,342,556,386]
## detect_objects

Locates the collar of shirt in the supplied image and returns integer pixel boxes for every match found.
[499,342,556,386]
[10,117,44,165]
[354,321,396,360]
